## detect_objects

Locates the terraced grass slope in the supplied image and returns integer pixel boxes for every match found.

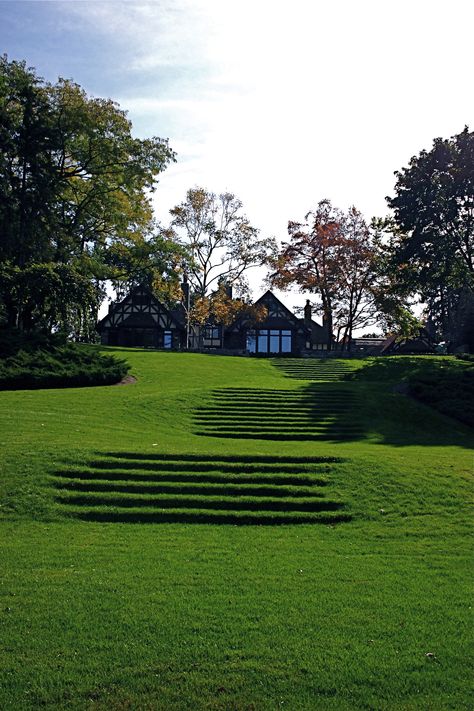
[272,357,359,380]
[0,351,472,711]
[52,453,350,525]
[194,386,363,440]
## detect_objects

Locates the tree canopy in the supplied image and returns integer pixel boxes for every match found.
[0,56,177,336]
[386,127,474,347]
[270,200,382,348]
[169,187,276,298]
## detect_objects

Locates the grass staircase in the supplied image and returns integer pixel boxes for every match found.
[51,453,351,525]
[271,357,358,380]
[194,385,363,440]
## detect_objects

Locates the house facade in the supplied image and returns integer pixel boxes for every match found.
[97,287,331,355]
[97,285,186,350]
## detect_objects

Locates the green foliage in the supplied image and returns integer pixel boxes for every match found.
[170,187,276,297]
[456,352,474,363]
[385,127,474,344]
[0,337,129,389]
[353,355,474,426]
[0,326,67,356]
[378,301,422,339]
[105,229,190,306]
[408,364,474,427]
[0,55,176,336]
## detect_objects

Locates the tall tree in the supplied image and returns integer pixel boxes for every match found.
[386,127,474,347]
[0,56,176,335]
[333,207,380,347]
[169,187,276,297]
[270,200,379,349]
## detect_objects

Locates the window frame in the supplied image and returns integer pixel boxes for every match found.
[247,328,293,354]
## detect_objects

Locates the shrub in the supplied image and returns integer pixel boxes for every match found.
[408,366,474,428]
[0,332,129,390]
[456,353,474,363]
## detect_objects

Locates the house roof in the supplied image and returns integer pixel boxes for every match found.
[252,290,303,328]
[97,284,184,332]
[380,332,434,354]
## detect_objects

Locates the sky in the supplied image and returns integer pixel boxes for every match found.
[1,0,474,310]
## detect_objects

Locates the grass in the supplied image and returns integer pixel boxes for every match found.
[0,350,473,709]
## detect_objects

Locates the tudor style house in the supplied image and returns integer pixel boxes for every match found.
[97,285,186,349]
[97,285,331,355]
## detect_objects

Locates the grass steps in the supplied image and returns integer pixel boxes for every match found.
[272,358,357,381]
[194,386,363,441]
[195,432,361,441]
[52,454,350,525]
[54,468,330,487]
[52,477,327,498]
[57,505,352,526]
[54,468,330,486]
[101,452,342,464]
[56,491,343,513]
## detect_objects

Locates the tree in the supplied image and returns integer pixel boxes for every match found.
[169,187,276,298]
[105,227,190,306]
[270,200,380,350]
[188,282,267,349]
[333,207,381,347]
[386,127,474,347]
[0,56,176,335]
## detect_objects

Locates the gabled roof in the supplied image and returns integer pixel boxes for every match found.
[97,284,184,331]
[253,290,303,327]
[380,332,434,354]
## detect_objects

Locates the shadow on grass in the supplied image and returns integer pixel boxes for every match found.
[52,453,350,525]
[193,377,474,447]
[271,358,355,381]
[64,510,351,525]
[193,385,364,442]
[345,356,452,383]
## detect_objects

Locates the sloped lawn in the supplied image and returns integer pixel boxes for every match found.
[0,351,472,710]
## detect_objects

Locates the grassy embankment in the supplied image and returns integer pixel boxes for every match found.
[0,351,472,710]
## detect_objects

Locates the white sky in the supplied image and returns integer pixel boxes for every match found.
[2,0,474,314]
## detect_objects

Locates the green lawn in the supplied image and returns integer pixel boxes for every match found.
[0,351,472,709]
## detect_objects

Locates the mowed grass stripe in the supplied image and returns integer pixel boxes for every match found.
[56,490,345,513]
[51,452,348,525]
[101,452,343,465]
[54,468,330,487]
[196,431,362,441]
[86,460,337,473]
[57,505,352,525]
[52,477,327,498]
[200,425,362,434]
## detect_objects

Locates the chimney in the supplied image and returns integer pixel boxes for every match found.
[181,274,189,306]
[225,284,233,300]
[304,299,312,325]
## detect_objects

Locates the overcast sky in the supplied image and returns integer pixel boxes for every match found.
[2,0,473,304]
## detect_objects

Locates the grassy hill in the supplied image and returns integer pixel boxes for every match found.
[0,351,472,710]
